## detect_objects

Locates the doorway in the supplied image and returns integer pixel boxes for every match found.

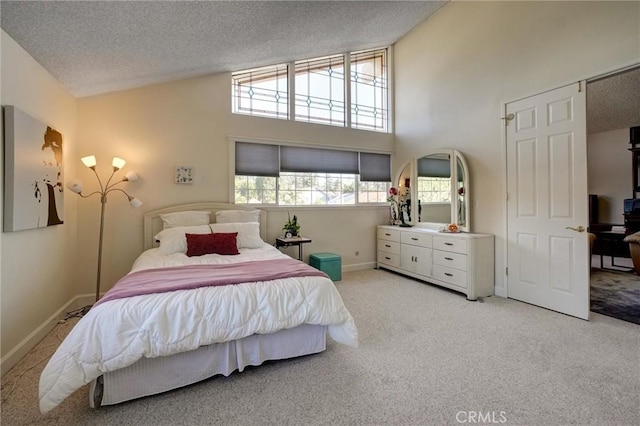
[586,66,640,325]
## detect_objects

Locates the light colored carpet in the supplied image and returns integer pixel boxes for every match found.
[2,269,639,426]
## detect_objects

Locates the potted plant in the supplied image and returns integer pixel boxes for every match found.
[282,212,300,238]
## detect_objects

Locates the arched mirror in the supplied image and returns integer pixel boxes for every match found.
[396,149,470,231]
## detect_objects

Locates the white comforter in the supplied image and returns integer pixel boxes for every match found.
[39,244,358,413]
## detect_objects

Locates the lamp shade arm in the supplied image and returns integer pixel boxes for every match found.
[77,190,102,199]
[102,167,120,193]
[105,188,142,208]
[89,167,106,194]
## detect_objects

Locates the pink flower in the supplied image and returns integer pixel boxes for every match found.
[389,187,398,196]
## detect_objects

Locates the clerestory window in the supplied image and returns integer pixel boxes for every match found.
[231,48,389,133]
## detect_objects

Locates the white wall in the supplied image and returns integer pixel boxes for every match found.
[75,74,393,294]
[588,128,632,223]
[394,1,640,295]
[0,31,78,371]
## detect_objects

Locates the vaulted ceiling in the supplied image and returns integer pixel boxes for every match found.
[1,1,636,134]
[0,0,448,97]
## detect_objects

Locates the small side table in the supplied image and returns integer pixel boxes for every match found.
[275,236,312,261]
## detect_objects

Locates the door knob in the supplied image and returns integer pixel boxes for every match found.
[565,225,585,233]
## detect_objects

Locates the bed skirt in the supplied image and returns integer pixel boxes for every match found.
[90,324,328,407]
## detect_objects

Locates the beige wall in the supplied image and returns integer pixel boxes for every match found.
[75,73,393,294]
[588,128,632,223]
[394,1,640,294]
[0,31,78,368]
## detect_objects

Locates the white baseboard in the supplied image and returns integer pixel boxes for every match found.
[343,262,376,273]
[494,286,507,298]
[0,293,96,376]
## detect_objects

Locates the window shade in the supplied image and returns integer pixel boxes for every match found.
[235,142,280,177]
[418,157,451,178]
[280,146,359,174]
[360,152,391,182]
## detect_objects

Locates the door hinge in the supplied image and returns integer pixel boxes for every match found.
[505,267,508,276]
[505,192,509,201]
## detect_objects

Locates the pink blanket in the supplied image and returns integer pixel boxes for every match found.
[94,258,328,308]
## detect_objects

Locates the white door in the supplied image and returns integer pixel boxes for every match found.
[506,82,590,319]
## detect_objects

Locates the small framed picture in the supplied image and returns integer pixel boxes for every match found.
[175,166,193,184]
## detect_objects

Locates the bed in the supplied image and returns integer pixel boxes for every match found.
[39,203,358,413]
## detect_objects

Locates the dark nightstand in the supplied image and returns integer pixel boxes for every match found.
[275,236,312,261]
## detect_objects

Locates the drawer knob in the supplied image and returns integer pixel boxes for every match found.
[445,242,453,246]
[411,237,419,241]
[444,257,453,261]
[385,244,391,248]
[444,272,453,277]
[385,256,391,260]
[385,233,391,236]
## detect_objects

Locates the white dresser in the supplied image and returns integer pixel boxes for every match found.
[377,225,494,300]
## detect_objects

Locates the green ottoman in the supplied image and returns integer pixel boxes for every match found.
[309,252,342,282]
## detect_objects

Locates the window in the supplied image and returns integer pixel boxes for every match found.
[232,64,288,120]
[231,48,389,133]
[295,55,345,126]
[417,177,451,203]
[351,49,388,132]
[358,181,389,203]
[234,141,390,206]
[417,154,451,203]
[234,176,277,204]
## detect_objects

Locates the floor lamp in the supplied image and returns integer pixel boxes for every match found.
[67,155,142,305]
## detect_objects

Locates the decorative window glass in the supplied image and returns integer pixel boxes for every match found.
[351,49,388,132]
[295,55,345,126]
[231,48,389,133]
[232,64,288,119]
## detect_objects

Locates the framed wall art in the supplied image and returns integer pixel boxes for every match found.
[3,105,64,232]
[175,166,193,184]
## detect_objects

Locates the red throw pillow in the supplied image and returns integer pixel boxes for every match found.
[185,232,240,256]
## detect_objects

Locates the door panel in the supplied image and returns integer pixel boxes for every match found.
[506,82,589,319]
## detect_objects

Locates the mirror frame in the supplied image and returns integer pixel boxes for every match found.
[395,149,470,232]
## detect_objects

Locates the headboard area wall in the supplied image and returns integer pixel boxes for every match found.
[143,202,268,250]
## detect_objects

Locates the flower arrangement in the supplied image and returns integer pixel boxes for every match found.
[387,187,407,225]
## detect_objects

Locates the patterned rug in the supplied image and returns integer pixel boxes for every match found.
[590,269,640,325]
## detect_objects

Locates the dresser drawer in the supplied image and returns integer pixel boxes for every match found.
[378,228,401,242]
[433,236,468,254]
[433,250,467,271]
[378,239,401,255]
[432,265,468,289]
[378,251,400,268]
[401,231,432,248]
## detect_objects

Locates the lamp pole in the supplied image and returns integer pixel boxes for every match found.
[67,156,142,304]
[96,193,107,302]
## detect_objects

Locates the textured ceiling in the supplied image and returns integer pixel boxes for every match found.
[0,0,448,97]
[1,0,636,134]
[587,67,640,134]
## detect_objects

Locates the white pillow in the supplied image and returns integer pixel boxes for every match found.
[154,225,212,254]
[215,209,261,224]
[209,222,264,249]
[159,211,210,229]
